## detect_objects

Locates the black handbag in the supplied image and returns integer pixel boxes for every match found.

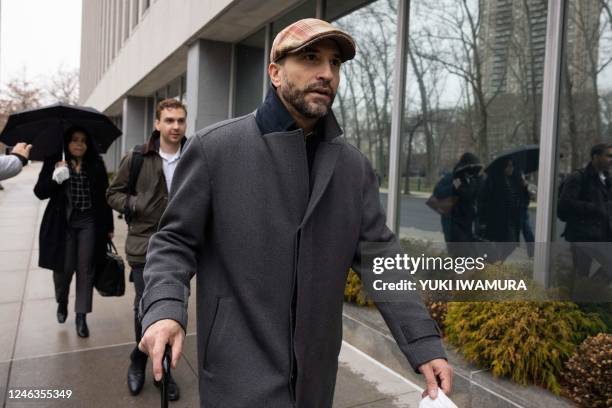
[95,240,125,297]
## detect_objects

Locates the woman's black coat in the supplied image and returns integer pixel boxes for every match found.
[34,154,114,273]
[479,171,529,242]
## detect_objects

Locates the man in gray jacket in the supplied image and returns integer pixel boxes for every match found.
[0,142,31,182]
[106,99,186,401]
[139,19,452,407]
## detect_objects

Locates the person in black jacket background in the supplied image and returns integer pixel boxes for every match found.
[34,127,114,338]
[558,143,612,283]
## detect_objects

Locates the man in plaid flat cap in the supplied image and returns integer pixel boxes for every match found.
[138,18,453,407]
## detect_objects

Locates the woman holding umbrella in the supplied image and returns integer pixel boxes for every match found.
[34,126,114,337]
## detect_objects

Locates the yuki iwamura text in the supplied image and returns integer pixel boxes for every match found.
[372,254,487,275]
[373,279,528,292]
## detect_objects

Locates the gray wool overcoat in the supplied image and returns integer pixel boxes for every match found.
[140,111,446,408]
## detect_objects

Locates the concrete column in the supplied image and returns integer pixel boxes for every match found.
[129,0,139,31]
[121,96,147,157]
[316,0,326,19]
[109,0,115,61]
[138,0,146,18]
[102,0,108,71]
[186,39,233,136]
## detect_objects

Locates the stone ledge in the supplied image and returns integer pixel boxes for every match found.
[341,302,575,408]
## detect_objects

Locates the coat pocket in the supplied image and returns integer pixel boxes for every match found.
[203,297,232,370]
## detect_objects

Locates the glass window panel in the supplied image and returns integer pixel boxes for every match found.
[167,76,181,100]
[234,28,266,117]
[272,0,316,37]
[397,0,546,266]
[325,0,375,21]
[552,0,612,295]
[557,0,611,178]
[180,75,187,103]
[331,0,398,194]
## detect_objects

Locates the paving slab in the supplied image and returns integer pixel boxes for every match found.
[0,250,30,272]
[0,303,21,362]
[5,343,200,408]
[28,251,39,272]
[24,268,66,301]
[0,231,36,251]
[0,362,9,404]
[15,283,198,360]
[13,296,136,359]
[0,270,27,304]
[181,333,199,373]
[334,342,422,408]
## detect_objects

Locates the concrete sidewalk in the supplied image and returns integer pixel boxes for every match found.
[0,162,423,408]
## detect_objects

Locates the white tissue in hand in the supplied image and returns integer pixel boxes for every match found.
[419,389,458,408]
[52,166,70,184]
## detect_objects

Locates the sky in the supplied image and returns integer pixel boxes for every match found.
[0,0,82,87]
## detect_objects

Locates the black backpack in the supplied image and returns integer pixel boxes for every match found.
[557,169,586,222]
[123,145,144,224]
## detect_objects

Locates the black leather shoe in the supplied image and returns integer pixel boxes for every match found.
[56,301,67,323]
[76,313,89,338]
[127,348,147,396]
[154,373,180,401]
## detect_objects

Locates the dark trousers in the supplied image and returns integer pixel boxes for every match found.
[571,244,593,277]
[130,262,148,361]
[130,262,146,344]
[54,210,96,314]
[521,209,535,258]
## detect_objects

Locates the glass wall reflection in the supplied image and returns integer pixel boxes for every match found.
[272,0,316,37]
[234,28,266,117]
[331,0,398,193]
[397,0,546,265]
[552,0,612,295]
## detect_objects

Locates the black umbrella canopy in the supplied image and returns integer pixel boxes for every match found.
[0,103,122,160]
[485,145,540,175]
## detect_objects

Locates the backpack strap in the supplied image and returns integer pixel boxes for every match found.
[128,144,144,196]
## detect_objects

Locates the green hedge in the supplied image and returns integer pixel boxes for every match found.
[445,301,606,394]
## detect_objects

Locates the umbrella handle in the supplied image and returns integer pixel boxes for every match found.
[61,118,66,162]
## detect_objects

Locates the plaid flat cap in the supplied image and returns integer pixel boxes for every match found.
[270,18,356,63]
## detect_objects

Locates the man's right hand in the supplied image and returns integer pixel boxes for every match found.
[12,142,32,159]
[139,319,185,381]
